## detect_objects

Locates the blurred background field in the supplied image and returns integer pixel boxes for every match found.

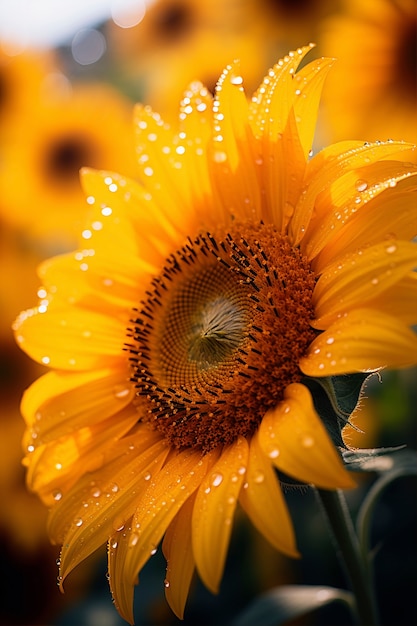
[0,1,416,625]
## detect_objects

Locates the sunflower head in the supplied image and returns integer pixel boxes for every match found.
[13,45,417,623]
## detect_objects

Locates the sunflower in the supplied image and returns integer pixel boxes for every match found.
[0,80,137,248]
[14,45,417,624]
[106,0,268,125]
[0,47,58,137]
[320,0,417,160]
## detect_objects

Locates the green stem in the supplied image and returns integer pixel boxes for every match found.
[316,488,379,626]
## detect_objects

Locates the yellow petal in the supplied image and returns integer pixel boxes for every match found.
[80,167,176,266]
[114,449,214,624]
[249,45,314,140]
[209,61,261,223]
[38,250,141,312]
[133,104,202,236]
[14,305,127,370]
[25,407,139,507]
[313,182,417,272]
[367,272,417,326]
[192,436,248,593]
[21,367,134,443]
[162,493,196,619]
[57,435,169,589]
[297,140,415,251]
[239,431,299,558]
[313,240,417,327]
[258,383,355,490]
[304,161,417,260]
[300,308,417,376]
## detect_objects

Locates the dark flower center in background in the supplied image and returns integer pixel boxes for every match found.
[154,1,193,42]
[395,13,417,100]
[45,135,94,183]
[127,222,317,452]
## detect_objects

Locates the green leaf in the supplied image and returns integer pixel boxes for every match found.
[354,448,417,557]
[341,446,411,473]
[303,374,370,448]
[231,585,355,626]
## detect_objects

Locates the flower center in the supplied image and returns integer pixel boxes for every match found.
[127,222,317,452]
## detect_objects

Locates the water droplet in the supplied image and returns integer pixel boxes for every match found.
[213,150,227,163]
[53,490,63,501]
[150,548,157,556]
[129,533,139,547]
[301,435,314,448]
[355,179,368,192]
[164,579,170,588]
[371,277,379,285]
[268,448,280,459]
[386,244,397,254]
[230,75,243,85]
[109,483,119,493]
[144,471,152,481]
[253,470,265,484]
[74,518,83,527]
[41,356,50,365]
[211,472,223,487]
[111,540,118,549]
[326,337,334,345]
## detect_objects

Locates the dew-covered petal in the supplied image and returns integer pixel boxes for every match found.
[304,161,417,260]
[14,305,127,370]
[239,431,299,558]
[300,308,417,376]
[313,240,417,327]
[38,250,141,312]
[258,383,355,490]
[81,168,178,265]
[162,494,196,619]
[133,104,204,235]
[367,272,417,325]
[294,140,414,248]
[25,407,139,507]
[177,81,214,218]
[313,184,417,272]
[111,449,214,624]
[209,61,261,222]
[249,45,314,140]
[192,436,248,594]
[21,367,134,443]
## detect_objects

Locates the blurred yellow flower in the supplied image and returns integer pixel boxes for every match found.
[0,47,58,137]
[107,0,269,124]
[14,45,417,624]
[0,80,137,248]
[320,0,417,160]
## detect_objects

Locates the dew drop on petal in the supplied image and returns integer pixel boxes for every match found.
[386,244,397,254]
[53,490,63,501]
[213,150,227,163]
[144,471,152,481]
[211,472,224,487]
[230,75,243,85]
[164,579,170,588]
[129,533,139,547]
[253,470,265,484]
[74,518,83,527]
[268,448,280,459]
[355,179,368,192]
[114,385,131,399]
[301,434,315,448]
